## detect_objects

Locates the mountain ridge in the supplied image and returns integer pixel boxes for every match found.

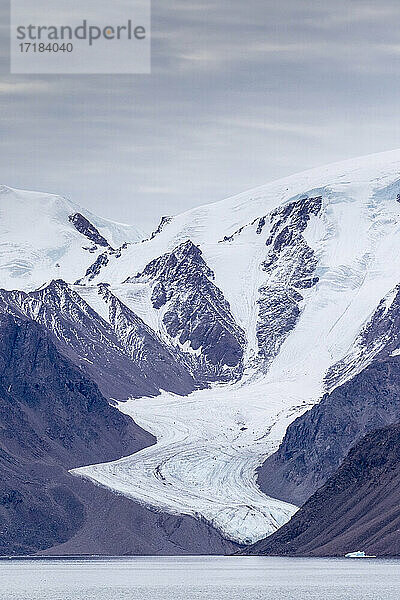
[243,423,400,557]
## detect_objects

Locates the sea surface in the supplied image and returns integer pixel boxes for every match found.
[0,556,398,600]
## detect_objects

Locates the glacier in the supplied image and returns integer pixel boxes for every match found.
[6,149,400,545]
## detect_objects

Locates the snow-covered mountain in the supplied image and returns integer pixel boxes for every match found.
[4,149,400,551]
[0,185,142,291]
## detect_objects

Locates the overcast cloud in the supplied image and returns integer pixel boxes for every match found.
[1,0,400,231]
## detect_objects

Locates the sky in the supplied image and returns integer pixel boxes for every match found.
[1,0,400,232]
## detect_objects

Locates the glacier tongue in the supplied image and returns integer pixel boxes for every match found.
[72,381,303,545]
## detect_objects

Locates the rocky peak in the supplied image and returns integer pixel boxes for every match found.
[129,240,246,378]
[134,239,213,287]
[69,213,110,248]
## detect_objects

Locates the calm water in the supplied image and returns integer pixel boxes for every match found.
[0,556,398,600]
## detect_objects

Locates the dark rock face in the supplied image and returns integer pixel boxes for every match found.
[258,356,400,506]
[257,196,321,365]
[76,245,129,285]
[0,313,237,556]
[130,240,246,382]
[69,213,110,247]
[149,216,172,240]
[245,424,400,557]
[256,216,267,235]
[0,280,196,401]
[79,251,110,282]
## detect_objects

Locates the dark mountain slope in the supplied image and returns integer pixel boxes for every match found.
[258,355,400,506]
[0,312,152,554]
[0,280,196,401]
[39,484,238,557]
[0,312,151,466]
[0,313,236,556]
[96,283,198,396]
[244,424,400,557]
